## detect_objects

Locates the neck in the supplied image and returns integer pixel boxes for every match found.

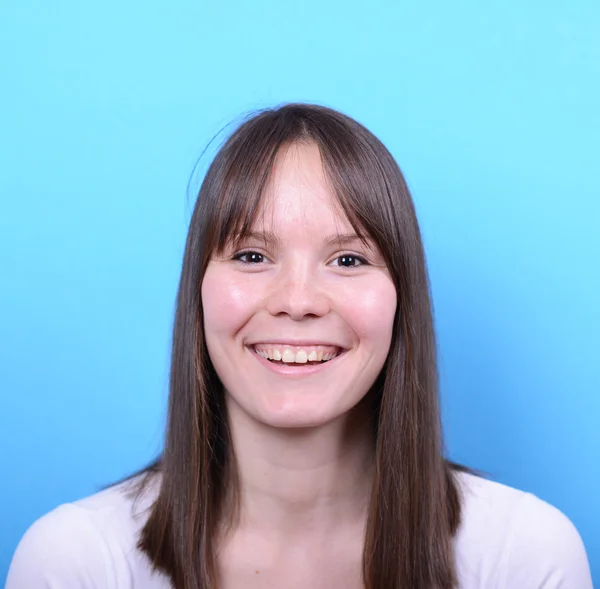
[225,399,375,538]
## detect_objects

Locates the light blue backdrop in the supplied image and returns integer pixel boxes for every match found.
[1,0,598,584]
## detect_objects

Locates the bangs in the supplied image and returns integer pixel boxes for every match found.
[200,105,411,276]
[207,137,283,255]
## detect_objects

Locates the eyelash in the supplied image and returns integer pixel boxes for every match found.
[233,251,267,265]
[232,250,369,268]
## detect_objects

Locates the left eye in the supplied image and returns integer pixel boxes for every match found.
[331,254,367,268]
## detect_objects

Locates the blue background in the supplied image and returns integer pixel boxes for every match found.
[1,0,598,584]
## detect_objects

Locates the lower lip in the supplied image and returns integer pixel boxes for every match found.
[248,347,347,377]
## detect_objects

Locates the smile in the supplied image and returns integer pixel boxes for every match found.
[247,343,347,375]
[252,343,342,364]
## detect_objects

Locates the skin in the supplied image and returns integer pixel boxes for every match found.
[201,142,397,588]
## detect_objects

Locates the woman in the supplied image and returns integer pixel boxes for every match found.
[7,104,592,588]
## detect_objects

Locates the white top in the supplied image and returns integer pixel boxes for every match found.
[6,472,593,589]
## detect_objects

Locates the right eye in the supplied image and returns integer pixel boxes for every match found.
[232,251,267,264]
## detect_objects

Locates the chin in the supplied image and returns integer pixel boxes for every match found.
[258,412,336,430]
[226,391,353,431]
[252,395,364,431]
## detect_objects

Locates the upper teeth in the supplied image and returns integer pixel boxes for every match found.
[253,346,340,364]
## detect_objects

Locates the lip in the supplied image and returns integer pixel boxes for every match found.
[246,345,348,378]
[247,339,347,348]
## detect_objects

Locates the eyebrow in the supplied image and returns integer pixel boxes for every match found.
[324,233,371,248]
[238,231,374,249]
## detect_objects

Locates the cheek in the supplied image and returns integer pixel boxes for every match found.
[201,265,261,341]
[341,276,397,346]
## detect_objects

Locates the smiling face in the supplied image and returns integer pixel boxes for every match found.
[201,142,397,429]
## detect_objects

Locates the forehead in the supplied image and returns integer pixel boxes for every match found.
[253,142,351,235]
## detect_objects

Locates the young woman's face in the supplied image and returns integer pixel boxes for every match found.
[201,142,397,429]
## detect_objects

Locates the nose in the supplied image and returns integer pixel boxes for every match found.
[265,260,330,320]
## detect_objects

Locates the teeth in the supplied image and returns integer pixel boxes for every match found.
[253,345,340,364]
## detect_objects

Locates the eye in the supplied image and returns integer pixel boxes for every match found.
[233,250,267,264]
[331,254,368,268]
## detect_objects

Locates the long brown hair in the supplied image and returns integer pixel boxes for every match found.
[137,104,463,588]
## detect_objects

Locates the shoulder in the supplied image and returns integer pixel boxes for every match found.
[454,471,593,589]
[6,476,169,589]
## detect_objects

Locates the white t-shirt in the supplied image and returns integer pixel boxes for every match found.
[6,472,593,588]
